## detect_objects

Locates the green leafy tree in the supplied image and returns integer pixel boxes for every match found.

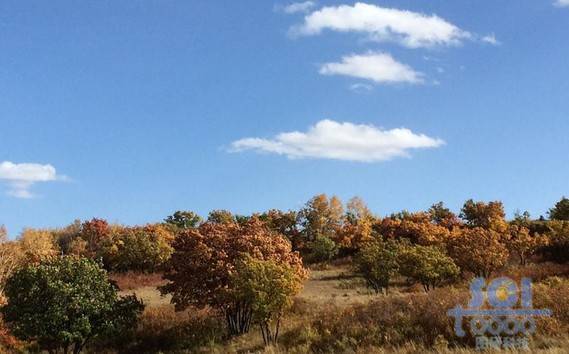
[398,245,460,291]
[549,197,569,221]
[1,257,143,354]
[232,256,305,346]
[307,235,338,263]
[354,239,400,294]
[164,211,202,230]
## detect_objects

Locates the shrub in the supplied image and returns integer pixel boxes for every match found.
[353,239,399,294]
[232,256,306,345]
[1,257,144,353]
[281,287,471,352]
[307,235,338,263]
[399,244,460,291]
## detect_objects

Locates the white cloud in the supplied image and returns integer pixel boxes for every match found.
[481,33,500,45]
[291,2,471,48]
[0,161,62,198]
[554,0,569,7]
[319,52,424,84]
[282,1,316,14]
[229,119,444,162]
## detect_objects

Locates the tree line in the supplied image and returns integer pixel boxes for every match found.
[1,195,569,352]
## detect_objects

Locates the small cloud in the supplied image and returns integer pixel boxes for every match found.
[319,52,424,85]
[481,33,501,45]
[277,1,316,14]
[290,2,471,48]
[554,0,569,7]
[0,161,65,198]
[436,67,445,74]
[229,119,444,162]
[349,83,374,93]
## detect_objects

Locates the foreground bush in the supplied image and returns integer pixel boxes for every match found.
[1,257,144,354]
[232,256,305,345]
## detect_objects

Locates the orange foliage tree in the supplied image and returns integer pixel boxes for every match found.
[507,225,548,266]
[460,199,508,233]
[160,218,307,335]
[447,227,509,278]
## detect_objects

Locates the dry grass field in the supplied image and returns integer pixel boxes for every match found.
[110,261,569,353]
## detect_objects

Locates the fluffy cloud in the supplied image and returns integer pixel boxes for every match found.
[319,52,424,84]
[282,1,316,14]
[554,0,569,7]
[291,2,470,48]
[0,161,62,198]
[229,119,444,162]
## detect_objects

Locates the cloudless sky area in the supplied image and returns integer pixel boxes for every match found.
[1,0,568,236]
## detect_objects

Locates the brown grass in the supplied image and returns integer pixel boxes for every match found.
[109,272,166,291]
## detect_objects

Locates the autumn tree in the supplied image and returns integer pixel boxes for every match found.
[548,197,569,221]
[507,225,547,265]
[164,211,202,230]
[354,239,400,294]
[428,202,462,228]
[160,218,306,336]
[80,218,111,258]
[52,220,82,255]
[298,194,343,242]
[18,229,58,264]
[207,209,236,224]
[100,224,174,272]
[460,199,508,233]
[232,256,304,345]
[447,227,509,278]
[0,227,21,302]
[376,212,450,246]
[259,209,302,250]
[398,244,460,291]
[335,197,375,251]
[2,257,143,354]
[536,220,569,263]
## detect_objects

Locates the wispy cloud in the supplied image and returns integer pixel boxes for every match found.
[319,52,424,85]
[554,0,569,7]
[290,2,471,48]
[229,119,444,162]
[280,1,317,14]
[349,82,374,93]
[0,161,64,198]
[481,33,501,46]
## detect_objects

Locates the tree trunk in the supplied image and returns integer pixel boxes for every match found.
[225,303,253,336]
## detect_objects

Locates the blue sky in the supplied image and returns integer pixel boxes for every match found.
[1,1,568,236]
